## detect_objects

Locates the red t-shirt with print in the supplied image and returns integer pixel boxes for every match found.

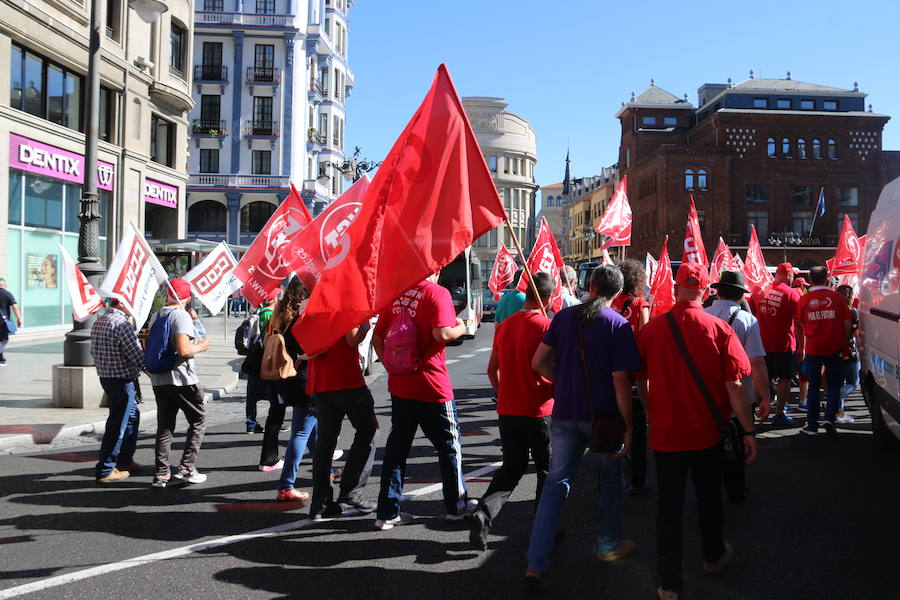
[493,310,554,417]
[756,282,801,353]
[610,294,650,333]
[795,287,851,356]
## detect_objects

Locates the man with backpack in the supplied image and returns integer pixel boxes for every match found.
[372,272,470,529]
[146,278,210,488]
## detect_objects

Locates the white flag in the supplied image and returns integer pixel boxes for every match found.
[184,242,242,316]
[99,222,168,328]
[57,244,104,322]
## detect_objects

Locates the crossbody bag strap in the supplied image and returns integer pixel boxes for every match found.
[665,311,727,436]
[622,296,635,314]
[727,309,741,327]
[576,324,596,421]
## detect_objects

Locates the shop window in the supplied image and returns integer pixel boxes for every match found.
[745,185,768,204]
[792,186,813,206]
[241,201,276,232]
[188,201,226,233]
[24,174,63,230]
[767,137,776,158]
[199,149,219,173]
[837,187,858,207]
[827,138,838,160]
[8,175,22,225]
[150,114,175,167]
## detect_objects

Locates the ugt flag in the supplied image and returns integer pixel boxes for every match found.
[595,176,631,250]
[58,243,103,322]
[709,237,734,286]
[827,215,862,277]
[487,244,516,301]
[681,195,708,267]
[233,184,312,306]
[293,64,507,356]
[99,221,168,328]
[284,176,370,292]
[742,225,773,295]
[649,236,675,318]
[184,242,243,316]
[517,217,564,312]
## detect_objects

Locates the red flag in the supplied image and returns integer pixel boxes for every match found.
[731,252,744,272]
[487,244,516,300]
[233,184,312,306]
[516,217,564,312]
[283,177,370,291]
[708,237,733,285]
[742,225,773,295]
[292,64,506,356]
[650,236,675,318]
[595,176,631,249]
[681,195,709,267]
[829,215,862,277]
[58,243,104,322]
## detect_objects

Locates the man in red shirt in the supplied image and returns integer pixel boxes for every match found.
[468,272,555,551]
[372,273,469,529]
[755,262,804,425]
[306,321,379,519]
[636,263,758,599]
[795,266,852,438]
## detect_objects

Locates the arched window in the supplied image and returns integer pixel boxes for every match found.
[547,195,555,206]
[187,201,226,234]
[827,138,838,160]
[241,201,276,232]
[684,169,694,190]
[812,138,822,159]
[697,169,708,191]
[767,137,776,158]
[797,138,807,159]
[782,137,792,158]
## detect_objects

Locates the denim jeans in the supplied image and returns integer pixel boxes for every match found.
[839,360,861,410]
[95,378,140,478]
[277,405,318,491]
[802,353,843,427]
[245,375,273,430]
[526,420,625,573]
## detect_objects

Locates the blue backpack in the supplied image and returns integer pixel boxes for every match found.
[144,310,178,374]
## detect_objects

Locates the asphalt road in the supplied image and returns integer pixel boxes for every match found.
[0,322,896,600]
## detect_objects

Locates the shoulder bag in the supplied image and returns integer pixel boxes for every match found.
[577,323,626,453]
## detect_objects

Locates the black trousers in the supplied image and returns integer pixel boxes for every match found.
[655,444,727,593]
[476,415,551,525]
[309,386,379,513]
[631,393,648,488]
[259,377,305,467]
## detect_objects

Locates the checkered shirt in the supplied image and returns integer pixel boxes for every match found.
[90,308,144,379]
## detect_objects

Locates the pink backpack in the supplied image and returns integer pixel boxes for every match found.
[383,304,421,375]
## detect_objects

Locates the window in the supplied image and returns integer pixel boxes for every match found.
[254,45,274,69]
[697,169,708,190]
[9,44,84,131]
[792,186,813,206]
[200,95,220,122]
[170,21,186,75]
[684,169,695,190]
[256,0,275,14]
[201,42,224,79]
[782,137,792,158]
[318,112,328,142]
[241,201,276,232]
[800,99,814,110]
[824,100,838,111]
[204,0,224,10]
[488,156,497,173]
[747,211,768,241]
[767,137,776,158]
[333,115,340,146]
[777,99,791,109]
[502,156,510,174]
[24,174,64,230]
[792,211,813,235]
[188,200,226,232]
[753,98,768,108]
[252,150,271,175]
[626,148,631,168]
[827,138,838,160]
[99,86,115,143]
[324,17,331,37]
[333,70,342,100]
[746,185,768,204]
[150,115,175,167]
[105,0,121,41]
[838,187,859,207]
[199,149,219,173]
[838,212,859,232]
[252,96,273,123]
[812,138,822,159]
[797,138,807,159]
[664,117,677,126]
[642,116,656,126]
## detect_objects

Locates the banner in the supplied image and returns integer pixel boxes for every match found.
[649,236,674,317]
[487,244,516,300]
[517,217,564,312]
[828,215,862,277]
[233,184,313,306]
[709,237,733,285]
[184,242,243,316]
[742,225,773,295]
[57,244,103,322]
[681,195,709,267]
[284,176,370,291]
[595,176,631,250]
[99,221,168,328]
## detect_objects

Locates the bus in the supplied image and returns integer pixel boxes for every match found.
[439,247,483,339]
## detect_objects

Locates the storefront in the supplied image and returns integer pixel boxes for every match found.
[144,177,179,241]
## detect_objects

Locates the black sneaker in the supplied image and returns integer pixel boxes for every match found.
[339,497,377,514]
[822,421,838,439]
[469,509,488,551]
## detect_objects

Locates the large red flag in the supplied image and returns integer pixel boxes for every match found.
[742,225,773,295]
[516,217,564,312]
[487,244,516,300]
[595,176,631,250]
[708,237,733,285]
[650,236,675,317]
[828,215,862,277]
[681,195,709,267]
[293,64,506,356]
[283,176,370,291]
[233,184,312,306]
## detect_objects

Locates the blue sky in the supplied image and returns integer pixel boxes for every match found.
[345,0,900,190]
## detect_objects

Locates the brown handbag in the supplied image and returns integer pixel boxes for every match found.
[260,322,297,381]
[577,325,626,453]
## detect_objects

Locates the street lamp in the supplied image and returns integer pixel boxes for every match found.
[767,228,803,263]
[63,0,168,366]
[317,146,382,183]
[570,227,596,261]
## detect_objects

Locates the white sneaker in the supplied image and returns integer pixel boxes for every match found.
[258,459,284,472]
[836,414,855,424]
[174,468,207,484]
[332,449,344,461]
[445,499,478,522]
[374,512,413,530]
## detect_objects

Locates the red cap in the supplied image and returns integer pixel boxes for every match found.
[776,262,798,275]
[792,277,808,288]
[675,262,709,290]
[169,278,192,300]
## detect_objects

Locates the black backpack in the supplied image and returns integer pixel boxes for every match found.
[234,314,260,356]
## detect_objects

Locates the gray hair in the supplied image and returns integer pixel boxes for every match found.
[561,265,576,285]
[0,278,6,287]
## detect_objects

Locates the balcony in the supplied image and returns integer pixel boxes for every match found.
[306,129,326,149]
[246,66,280,93]
[195,11,295,27]
[244,120,278,136]
[194,64,228,82]
[189,174,291,188]
[192,119,227,136]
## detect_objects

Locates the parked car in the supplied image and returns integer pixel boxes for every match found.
[482,288,498,322]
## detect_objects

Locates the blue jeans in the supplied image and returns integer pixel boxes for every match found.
[839,360,861,410]
[277,406,318,491]
[802,353,843,427]
[526,420,625,572]
[95,378,140,478]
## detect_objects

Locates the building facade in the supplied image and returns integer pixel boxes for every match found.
[187,0,353,245]
[564,168,618,263]
[0,0,195,332]
[618,75,900,266]
[462,97,537,280]
[539,182,565,256]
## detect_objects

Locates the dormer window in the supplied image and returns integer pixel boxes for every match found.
[664,117,677,126]
[823,100,838,111]
[642,116,657,126]
[777,99,791,109]
[800,99,814,110]
[753,98,767,108]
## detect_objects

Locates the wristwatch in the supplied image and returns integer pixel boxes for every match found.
[742,429,757,437]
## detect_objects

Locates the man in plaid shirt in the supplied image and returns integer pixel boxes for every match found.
[91,299,145,484]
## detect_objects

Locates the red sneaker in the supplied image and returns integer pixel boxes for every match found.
[276,488,309,502]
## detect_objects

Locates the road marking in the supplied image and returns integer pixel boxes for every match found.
[476,347,491,353]
[446,359,459,365]
[457,354,475,359]
[0,461,503,599]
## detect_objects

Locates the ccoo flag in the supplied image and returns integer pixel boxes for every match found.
[708,237,734,286]
[649,236,675,318]
[184,242,243,316]
[595,176,632,249]
[487,244,517,301]
[99,221,168,328]
[742,225,773,295]
[58,244,104,322]
[293,64,507,356]
[681,195,709,267]
[517,217,565,312]
[827,215,862,277]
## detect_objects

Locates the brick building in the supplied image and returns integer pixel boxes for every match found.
[617,75,900,267]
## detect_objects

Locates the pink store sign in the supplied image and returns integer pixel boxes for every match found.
[8,133,115,191]
[144,177,178,209]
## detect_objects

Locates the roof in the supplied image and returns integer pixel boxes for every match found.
[615,84,693,118]
[541,182,564,189]
[730,78,860,95]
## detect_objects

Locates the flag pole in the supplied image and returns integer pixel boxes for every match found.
[809,186,824,236]
[505,217,547,317]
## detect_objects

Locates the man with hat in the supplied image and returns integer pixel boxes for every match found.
[755,262,804,425]
[635,263,757,599]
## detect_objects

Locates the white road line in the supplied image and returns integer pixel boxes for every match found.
[476,347,491,353]
[0,461,504,599]
[446,359,459,365]
[457,354,475,359]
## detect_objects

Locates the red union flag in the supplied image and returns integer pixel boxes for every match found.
[650,236,675,318]
[58,243,103,322]
[731,252,744,272]
[487,244,516,300]
[517,217,564,312]
[233,184,313,306]
[99,221,168,328]
[681,195,709,267]
[595,176,632,250]
[742,225,773,295]
[709,237,734,285]
[283,176,370,291]
[184,242,242,315]
[829,215,862,277]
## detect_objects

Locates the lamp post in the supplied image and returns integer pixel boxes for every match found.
[317,146,382,184]
[767,228,803,264]
[569,227,596,262]
[63,0,168,366]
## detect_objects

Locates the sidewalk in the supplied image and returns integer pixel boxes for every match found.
[0,313,246,452]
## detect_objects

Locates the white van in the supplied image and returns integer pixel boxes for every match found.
[859,175,900,449]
